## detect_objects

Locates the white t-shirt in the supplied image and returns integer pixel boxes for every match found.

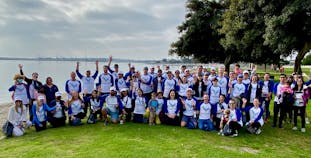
[199,102,212,120]
[134,96,146,114]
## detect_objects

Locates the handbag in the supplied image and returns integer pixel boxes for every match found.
[2,121,14,137]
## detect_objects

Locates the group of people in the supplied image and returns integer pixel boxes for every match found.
[5,56,310,137]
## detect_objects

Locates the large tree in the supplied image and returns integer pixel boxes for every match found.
[263,0,311,74]
[219,0,281,65]
[170,0,234,71]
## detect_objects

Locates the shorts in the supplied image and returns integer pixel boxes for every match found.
[106,109,119,121]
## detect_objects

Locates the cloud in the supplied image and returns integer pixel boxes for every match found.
[0,0,187,59]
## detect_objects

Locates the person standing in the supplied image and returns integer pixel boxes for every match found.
[97,65,114,96]
[76,60,99,98]
[259,73,274,122]
[65,72,82,100]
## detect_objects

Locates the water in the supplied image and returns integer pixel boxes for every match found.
[0,60,204,103]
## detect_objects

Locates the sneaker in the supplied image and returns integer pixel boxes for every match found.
[256,129,262,135]
[120,120,124,125]
[301,128,306,133]
[104,121,108,126]
[306,118,310,124]
[292,126,298,131]
[272,125,276,128]
[279,125,283,129]
[231,133,238,137]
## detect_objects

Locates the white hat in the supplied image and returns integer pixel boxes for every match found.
[110,87,116,91]
[120,88,128,92]
[38,96,45,100]
[14,96,22,102]
[186,88,193,92]
[243,70,249,74]
[211,67,216,71]
[131,65,135,68]
[118,71,124,75]
[55,92,62,97]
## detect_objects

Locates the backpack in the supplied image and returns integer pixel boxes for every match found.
[223,124,232,136]
[2,121,14,137]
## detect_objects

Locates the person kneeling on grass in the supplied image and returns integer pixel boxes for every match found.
[162,90,181,126]
[49,92,67,127]
[32,96,57,132]
[86,90,105,124]
[102,87,124,125]
[68,91,86,126]
[6,97,32,137]
[226,99,243,137]
[197,95,214,131]
[244,98,264,135]
[180,88,198,129]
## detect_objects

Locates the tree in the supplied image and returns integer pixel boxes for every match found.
[170,0,234,71]
[219,0,281,66]
[263,0,311,74]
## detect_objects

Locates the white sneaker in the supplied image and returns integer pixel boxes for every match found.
[231,133,238,137]
[292,126,298,131]
[120,120,124,125]
[306,118,310,124]
[256,129,262,135]
[301,128,306,133]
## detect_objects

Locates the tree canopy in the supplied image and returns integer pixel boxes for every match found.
[170,0,311,73]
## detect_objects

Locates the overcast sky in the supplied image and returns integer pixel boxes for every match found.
[0,0,187,60]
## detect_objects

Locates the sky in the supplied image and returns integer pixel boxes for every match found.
[0,0,187,60]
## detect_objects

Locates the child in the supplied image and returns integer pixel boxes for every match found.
[156,91,164,124]
[218,109,230,135]
[215,94,228,131]
[197,95,214,131]
[148,92,158,125]
[32,96,57,132]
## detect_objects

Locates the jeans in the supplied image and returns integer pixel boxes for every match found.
[198,119,214,131]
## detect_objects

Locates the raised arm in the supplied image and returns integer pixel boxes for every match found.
[18,64,32,84]
[75,62,84,79]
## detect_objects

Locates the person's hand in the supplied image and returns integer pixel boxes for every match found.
[249,121,254,124]
[39,124,43,127]
[109,55,112,62]
[232,118,237,122]
[98,86,102,92]
[71,116,75,121]
[95,60,99,66]
[191,100,195,107]
[242,98,247,104]
[115,104,119,108]
[18,64,23,70]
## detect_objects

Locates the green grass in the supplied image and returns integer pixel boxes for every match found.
[1,101,311,158]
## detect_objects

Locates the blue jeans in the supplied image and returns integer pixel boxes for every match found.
[198,119,214,131]
[181,115,196,129]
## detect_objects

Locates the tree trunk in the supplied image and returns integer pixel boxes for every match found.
[224,54,232,72]
[294,42,311,74]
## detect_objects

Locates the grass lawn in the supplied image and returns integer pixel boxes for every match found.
[1,101,311,158]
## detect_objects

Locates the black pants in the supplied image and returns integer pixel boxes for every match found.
[285,104,293,122]
[251,122,261,129]
[164,115,180,126]
[229,121,241,134]
[83,94,92,114]
[273,102,286,127]
[124,108,133,122]
[214,117,221,131]
[35,121,47,132]
[261,98,271,119]
[91,110,103,120]
[294,106,306,128]
[143,92,152,101]
[69,112,86,125]
[133,114,144,123]
[50,117,66,128]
